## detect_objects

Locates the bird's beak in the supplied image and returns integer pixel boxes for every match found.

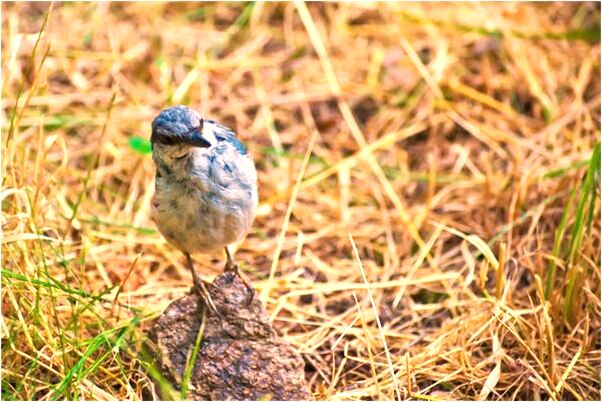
[183,129,211,148]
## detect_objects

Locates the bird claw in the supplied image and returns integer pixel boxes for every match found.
[196,279,225,320]
[224,261,255,306]
[186,253,225,320]
[242,279,255,306]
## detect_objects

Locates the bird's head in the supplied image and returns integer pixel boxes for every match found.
[151,105,215,160]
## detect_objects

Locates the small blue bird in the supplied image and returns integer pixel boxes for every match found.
[150,105,258,316]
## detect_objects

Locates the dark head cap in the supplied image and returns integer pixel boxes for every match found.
[151,105,210,148]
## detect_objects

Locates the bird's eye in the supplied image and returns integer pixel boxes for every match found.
[157,135,176,145]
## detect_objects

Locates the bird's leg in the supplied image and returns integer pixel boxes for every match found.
[223,246,237,272]
[224,247,254,305]
[185,252,223,319]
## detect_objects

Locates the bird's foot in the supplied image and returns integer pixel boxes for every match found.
[195,279,225,320]
[185,252,225,319]
[223,261,255,306]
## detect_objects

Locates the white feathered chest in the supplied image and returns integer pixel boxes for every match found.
[151,121,258,254]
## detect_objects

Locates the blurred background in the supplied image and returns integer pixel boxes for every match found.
[2,2,600,400]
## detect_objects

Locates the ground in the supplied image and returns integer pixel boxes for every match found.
[1,2,600,400]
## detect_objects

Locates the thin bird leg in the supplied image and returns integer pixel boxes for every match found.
[224,247,255,305]
[185,252,223,319]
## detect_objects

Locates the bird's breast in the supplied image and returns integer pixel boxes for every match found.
[152,166,257,254]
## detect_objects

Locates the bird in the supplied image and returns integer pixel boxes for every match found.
[150,105,258,317]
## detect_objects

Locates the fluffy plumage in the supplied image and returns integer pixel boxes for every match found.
[150,106,258,254]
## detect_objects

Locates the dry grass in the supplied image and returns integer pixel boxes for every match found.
[1,2,600,400]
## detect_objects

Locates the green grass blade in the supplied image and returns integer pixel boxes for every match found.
[562,143,600,324]
[544,187,576,300]
[566,144,599,266]
[128,136,153,155]
[180,311,206,399]
[50,316,140,400]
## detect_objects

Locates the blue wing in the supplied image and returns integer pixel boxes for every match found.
[207,119,247,155]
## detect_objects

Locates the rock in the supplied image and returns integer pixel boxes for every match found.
[149,272,311,401]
